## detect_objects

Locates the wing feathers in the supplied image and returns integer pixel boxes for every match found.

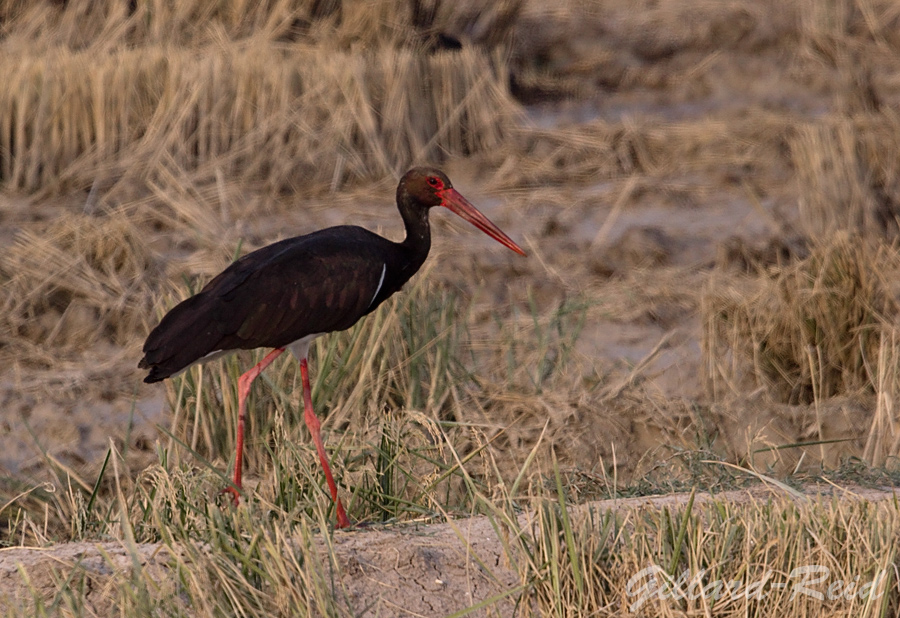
[140,226,395,381]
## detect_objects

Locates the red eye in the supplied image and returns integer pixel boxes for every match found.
[427,177,440,187]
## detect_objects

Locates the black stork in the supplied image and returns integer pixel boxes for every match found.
[139,167,525,528]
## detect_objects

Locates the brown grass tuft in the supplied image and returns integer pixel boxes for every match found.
[0,209,156,363]
[702,233,900,405]
[791,115,900,240]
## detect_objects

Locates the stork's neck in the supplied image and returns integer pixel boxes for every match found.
[397,195,432,268]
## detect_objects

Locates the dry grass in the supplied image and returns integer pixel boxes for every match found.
[0,209,156,362]
[4,465,900,616]
[154,273,600,514]
[0,43,520,194]
[703,233,900,404]
[0,0,526,197]
[0,0,524,50]
[487,110,793,191]
[791,115,900,240]
[864,326,900,467]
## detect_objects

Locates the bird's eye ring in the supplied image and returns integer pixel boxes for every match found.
[427,177,439,187]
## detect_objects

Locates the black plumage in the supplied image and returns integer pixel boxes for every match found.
[140,226,426,382]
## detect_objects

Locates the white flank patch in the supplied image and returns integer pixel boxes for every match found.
[159,348,231,380]
[287,333,323,362]
[169,334,322,378]
[369,263,387,309]
[190,348,230,368]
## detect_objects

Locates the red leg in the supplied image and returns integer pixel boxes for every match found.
[300,357,351,528]
[222,347,285,505]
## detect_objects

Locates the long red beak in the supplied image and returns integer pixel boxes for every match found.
[439,188,527,256]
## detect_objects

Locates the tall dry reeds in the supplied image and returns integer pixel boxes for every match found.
[0,0,523,51]
[0,43,521,194]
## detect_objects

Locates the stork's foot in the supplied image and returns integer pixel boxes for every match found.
[335,498,351,529]
[219,484,242,506]
[219,482,352,530]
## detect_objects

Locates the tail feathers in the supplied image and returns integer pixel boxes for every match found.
[139,293,225,383]
[140,364,172,384]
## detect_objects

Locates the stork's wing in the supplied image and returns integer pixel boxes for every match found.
[140,226,393,382]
